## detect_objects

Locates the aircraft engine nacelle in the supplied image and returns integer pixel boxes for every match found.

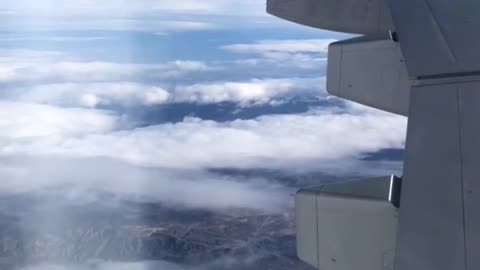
[327,36,411,116]
[296,176,402,270]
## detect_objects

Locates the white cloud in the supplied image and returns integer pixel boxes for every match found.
[19,260,183,270]
[0,157,289,212]
[0,104,407,172]
[173,78,325,105]
[0,34,109,42]
[1,0,265,17]
[223,39,335,54]
[0,102,406,212]
[235,52,328,69]
[0,47,330,109]
[18,257,274,270]
[0,101,116,140]
[13,83,170,108]
[0,0,268,32]
[0,53,212,83]
[0,48,322,108]
[223,39,335,69]
[8,78,322,108]
[144,88,170,105]
[0,29,404,216]
[6,19,218,32]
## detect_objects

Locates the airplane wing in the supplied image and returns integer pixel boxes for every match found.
[266,0,480,270]
[267,0,393,35]
[268,0,410,116]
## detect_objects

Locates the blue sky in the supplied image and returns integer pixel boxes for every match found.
[0,0,407,213]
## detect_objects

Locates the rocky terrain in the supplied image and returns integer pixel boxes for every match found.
[0,189,314,270]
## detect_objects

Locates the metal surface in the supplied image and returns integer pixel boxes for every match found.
[388,1,480,269]
[265,1,480,269]
[296,189,319,268]
[267,0,393,35]
[327,36,410,116]
[320,176,392,200]
[297,177,398,270]
[395,85,466,270]
[457,84,480,270]
[389,0,480,77]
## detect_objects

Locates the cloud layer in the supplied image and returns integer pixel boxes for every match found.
[0,0,270,32]
[19,260,183,270]
[8,78,324,108]
[222,39,334,54]
[0,156,289,213]
[224,39,334,69]
[0,54,211,84]
[171,78,325,105]
[0,102,406,171]
[0,34,406,214]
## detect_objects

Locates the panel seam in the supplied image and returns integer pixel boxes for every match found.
[315,192,320,269]
[456,88,468,270]
[422,0,457,63]
[337,46,344,97]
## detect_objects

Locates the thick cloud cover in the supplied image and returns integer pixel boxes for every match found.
[0,3,408,270]
[0,156,289,212]
[0,103,406,171]
[0,32,406,214]
[0,97,406,213]
[171,78,325,105]
[0,100,405,214]
[9,78,323,108]
[0,101,116,139]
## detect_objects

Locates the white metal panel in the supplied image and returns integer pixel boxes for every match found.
[327,36,410,116]
[267,0,393,35]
